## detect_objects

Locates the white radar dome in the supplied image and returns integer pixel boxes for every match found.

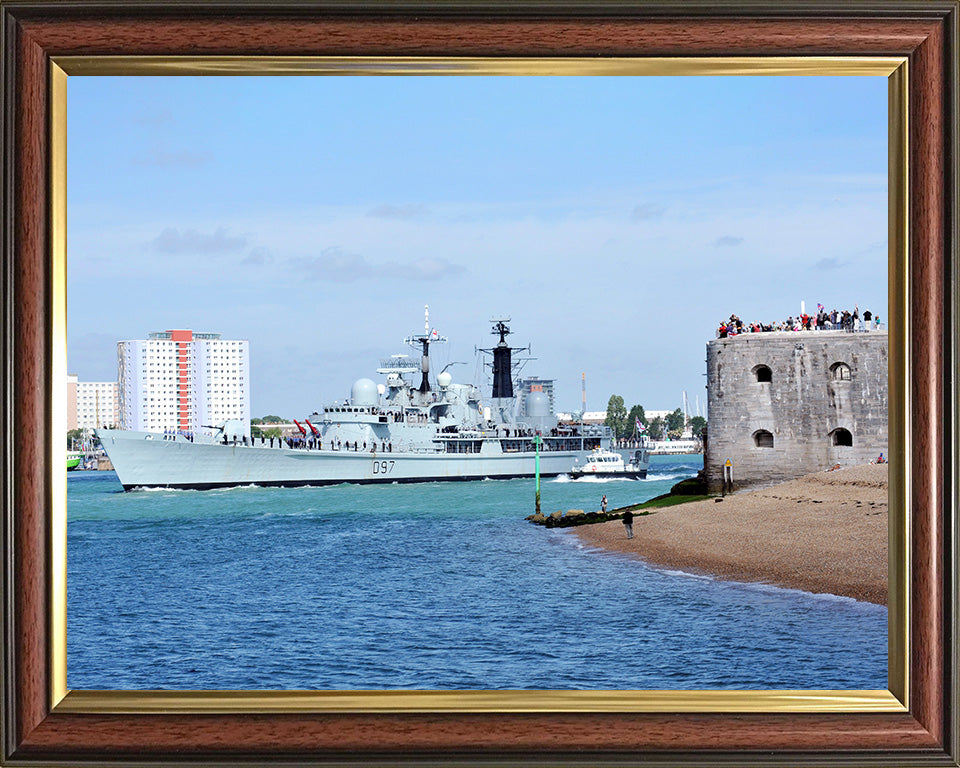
[525,391,550,419]
[436,371,452,388]
[351,378,379,406]
[377,383,386,396]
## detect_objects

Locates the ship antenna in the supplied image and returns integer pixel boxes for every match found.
[420,305,430,393]
[403,304,447,394]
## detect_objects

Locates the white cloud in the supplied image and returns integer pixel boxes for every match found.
[367,204,428,220]
[714,235,744,247]
[630,203,667,221]
[152,227,248,254]
[290,247,466,283]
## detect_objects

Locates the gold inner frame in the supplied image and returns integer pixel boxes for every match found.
[49,55,910,714]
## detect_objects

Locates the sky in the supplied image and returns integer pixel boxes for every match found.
[67,75,888,419]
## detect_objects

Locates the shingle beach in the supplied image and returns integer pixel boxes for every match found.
[573,464,888,605]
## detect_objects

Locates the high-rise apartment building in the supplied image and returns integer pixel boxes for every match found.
[79,379,120,429]
[67,374,120,430]
[118,329,249,434]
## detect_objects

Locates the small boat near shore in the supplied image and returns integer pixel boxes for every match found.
[67,451,83,471]
[569,447,649,479]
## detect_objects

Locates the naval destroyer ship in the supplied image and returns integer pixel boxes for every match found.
[97,313,618,491]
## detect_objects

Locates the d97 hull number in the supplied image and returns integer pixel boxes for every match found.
[373,460,396,475]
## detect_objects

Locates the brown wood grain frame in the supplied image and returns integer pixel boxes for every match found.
[1,2,957,765]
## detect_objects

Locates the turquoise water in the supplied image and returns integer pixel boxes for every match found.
[67,455,887,690]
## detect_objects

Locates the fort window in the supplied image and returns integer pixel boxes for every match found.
[830,362,852,381]
[753,429,774,448]
[830,427,854,446]
[753,364,772,383]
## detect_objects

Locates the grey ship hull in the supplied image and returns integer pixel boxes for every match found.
[98,429,587,491]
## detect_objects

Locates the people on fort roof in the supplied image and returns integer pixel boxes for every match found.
[716,305,881,337]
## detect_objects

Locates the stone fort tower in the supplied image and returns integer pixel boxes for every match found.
[704,331,888,493]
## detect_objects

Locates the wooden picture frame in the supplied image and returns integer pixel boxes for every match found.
[2,2,957,764]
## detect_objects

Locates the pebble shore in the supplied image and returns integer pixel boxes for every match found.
[573,464,888,605]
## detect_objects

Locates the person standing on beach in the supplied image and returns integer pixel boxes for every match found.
[601,495,607,513]
[622,509,634,539]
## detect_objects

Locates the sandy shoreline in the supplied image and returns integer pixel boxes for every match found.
[573,464,888,605]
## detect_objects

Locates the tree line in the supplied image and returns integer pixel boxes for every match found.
[603,395,706,441]
[251,415,286,440]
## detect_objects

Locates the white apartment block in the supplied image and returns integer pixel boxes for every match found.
[79,380,120,428]
[118,329,250,434]
[67,375,120,430]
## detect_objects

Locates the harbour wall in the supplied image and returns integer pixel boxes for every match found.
[704,331,888,493]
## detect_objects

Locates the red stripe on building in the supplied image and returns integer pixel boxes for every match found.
[170,330,193,432]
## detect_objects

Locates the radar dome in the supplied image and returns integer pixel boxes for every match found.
[525,391,550,419]
[436,371,452,388]
[351,378,379,406]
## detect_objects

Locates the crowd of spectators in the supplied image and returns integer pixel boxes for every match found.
[717,305,882,338]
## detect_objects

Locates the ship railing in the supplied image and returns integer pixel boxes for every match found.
[398,443,443,454]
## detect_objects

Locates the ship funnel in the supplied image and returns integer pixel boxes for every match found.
[479,317,530,403]
[491,318,513,399]
[492,347,513,398]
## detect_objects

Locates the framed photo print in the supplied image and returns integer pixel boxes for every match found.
[2,2,957,766]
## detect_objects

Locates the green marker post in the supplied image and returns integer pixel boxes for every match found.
[534,431,542,514]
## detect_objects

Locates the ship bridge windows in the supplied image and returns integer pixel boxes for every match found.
[753,429,774,448]
[446,440,482,454]
[753,364,772,383]
[829,427,853,446]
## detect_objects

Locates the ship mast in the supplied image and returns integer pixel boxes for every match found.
[478,317,530,417]
[404,304,447,394]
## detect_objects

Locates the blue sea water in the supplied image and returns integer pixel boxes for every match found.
[67,455,887,690]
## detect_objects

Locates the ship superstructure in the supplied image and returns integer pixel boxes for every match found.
[98,309,615,491]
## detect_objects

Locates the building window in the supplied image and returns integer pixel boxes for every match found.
[830,427,853,446]
[753,429,774,448]
[753,364,772,383]
[830,362,852,381]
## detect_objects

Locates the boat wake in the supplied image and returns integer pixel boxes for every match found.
[644,471,697,482]
[551,474,637,484]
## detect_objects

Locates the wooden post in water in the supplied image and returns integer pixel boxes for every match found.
[534,432,542,514]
